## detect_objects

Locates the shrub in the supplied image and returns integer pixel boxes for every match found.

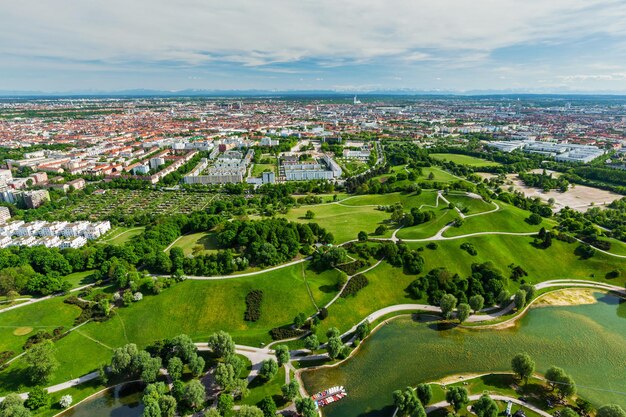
[336,259,368,275]
[460,242,477,256]
[340,274,369,298]
[59,395,73,408]
[269,327,304,341]
[426,242,438,250]
[318,307,328,320]
[244,290,264,322]
[606,270,621,279]
[133,292,143,301]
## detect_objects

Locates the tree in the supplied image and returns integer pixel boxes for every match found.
[576,398,594,416]
[158,396,177,417]
[597,405,626,417]
[326,335,344,359]
[24,340,59,384]
[556,374,577,399]
[514,289,527,310]
[457,303,471,323]
[511,352,535,384]
[545,366,566,390]
[445,386,469,412]
[358,231,368,241]
[167,357,183,381]
[1,394,31,417]
[184,380,206,411]
[393,387,420,416]
[215,363,235,390]
[439,293,457,319]
[295,397,318,417]
[217,393,234,416]
[472,394,498,417]
[207,331,235,359]
[498,290,511,307]
[356,321,371,340]
[281,380,299,401]
[111,343,139,376]
[236,405,264,417]
[24,386,49,410]
[139,355,162,383]
[375,225,387,235]
[59,395,73,408]
[304,334,320,351]
[232,378,250,400]
[561,408,580,417]
[294,312,307,329]
[416,383,432,405]
[274,345,290,366]
[304,210,315,219]
[259,396,277,417]
[189,354,206,377]
[259,359,278,381]
[520,284,535,301]
[204,409,222,417]
[143,399,161,417]
[469,294,484,313]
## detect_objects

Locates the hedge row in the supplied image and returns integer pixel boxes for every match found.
[336,259,369,275]
[244,290,264,322]
[340,274,369,298]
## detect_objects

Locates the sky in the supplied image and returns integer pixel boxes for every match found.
[2,0,626,93]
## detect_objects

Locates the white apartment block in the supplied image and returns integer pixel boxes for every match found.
[37,222,68,237]
[61,221,90,238]
[15,221,47,237]
[0,206,11,224]
[59,236,87,249]
[0,236,12,248]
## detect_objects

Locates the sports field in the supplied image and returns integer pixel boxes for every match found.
[430,153,501,167]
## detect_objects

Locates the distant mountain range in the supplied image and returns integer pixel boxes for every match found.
[1,88,626,99]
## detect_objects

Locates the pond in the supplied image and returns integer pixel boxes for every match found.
[301,292,626,417]
[59,382,144,417]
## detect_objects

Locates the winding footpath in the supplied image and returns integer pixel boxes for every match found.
[423,394,552,417]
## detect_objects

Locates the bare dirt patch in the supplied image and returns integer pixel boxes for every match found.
[533,289,598,307]
[505,172,621,212]
[13,326,33,336]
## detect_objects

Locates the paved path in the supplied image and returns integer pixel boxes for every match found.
[195,343,274,382]
[425,394,552,417]
[0,282,99,314]
[0,371,99,401]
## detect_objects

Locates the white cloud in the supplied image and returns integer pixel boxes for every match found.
[2,0,626,67]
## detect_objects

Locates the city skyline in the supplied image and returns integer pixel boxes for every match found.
[2,0,626,93]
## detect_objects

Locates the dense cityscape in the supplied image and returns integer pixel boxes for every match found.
[2,1,626,417]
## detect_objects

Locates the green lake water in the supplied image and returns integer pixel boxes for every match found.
[301,293,626,417]
[59,383,144,417]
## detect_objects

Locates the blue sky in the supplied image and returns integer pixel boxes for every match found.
[2,0,626,93]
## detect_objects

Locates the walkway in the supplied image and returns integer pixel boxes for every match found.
[425,394,552,417]
[0,282,99,314]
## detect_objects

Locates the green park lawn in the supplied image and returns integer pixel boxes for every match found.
[419,166,465,183]
[444,193,496,215]
[338,190,439,209]
[442,202,556,237]
[64,270,97,288]
[238,366,287,407]
[0,263,344,391]
[415,234,624,285]
[0,297,82,367]
[397,209,460,239]
[169,232,219,257]
[252,163,276,177]
[282,202,393,243]
[98,226,145,245]
[430,153,501,167]
[315,262,420,339]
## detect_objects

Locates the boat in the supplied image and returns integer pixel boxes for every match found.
[317,391,347,407]
[311,386,348,407]
[311,386,344,400]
